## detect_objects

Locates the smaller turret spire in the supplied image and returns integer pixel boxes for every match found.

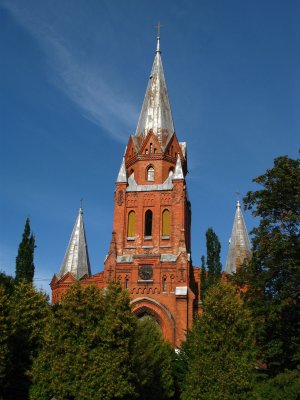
[173,154,184,179]
[117,157,127,183]
[58,208,91,280]
[225,200,252,274]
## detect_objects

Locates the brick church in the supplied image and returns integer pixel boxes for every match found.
[51,36,251,347]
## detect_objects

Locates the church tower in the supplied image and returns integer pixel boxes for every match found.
[51,35,199,346]
[103,36,197,346]
[225,200,252,274]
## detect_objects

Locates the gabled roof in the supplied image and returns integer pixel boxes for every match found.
[139,130,163,155]
[58,208,91,280]
[225,201,252,274]
[135,37,174,150]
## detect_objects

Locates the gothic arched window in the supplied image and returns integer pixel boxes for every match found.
[127,211,136,238]
[144,210,153,237]
[162,209,170,237]
[147,166,154,181]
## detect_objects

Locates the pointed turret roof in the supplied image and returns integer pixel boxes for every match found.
[117,157,127,183]
[135,36,174,149]
[173,154,184,179]
[58,208,91,280]
[225,201,252,274]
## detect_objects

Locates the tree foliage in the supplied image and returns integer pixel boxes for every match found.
[0,286,10,399]
[235,155,300,374]
[253,368,300,400]
[0,272,15,295]
[0,281,50,399]
[30,282,137,400]
[200,228,222,300]
[180,282,256,400]
[15,217,35,283]
[131,316,174,400]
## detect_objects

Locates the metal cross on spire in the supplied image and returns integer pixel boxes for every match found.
[235,191,241,207]
[155,21,163,53]
[155,21,163,38]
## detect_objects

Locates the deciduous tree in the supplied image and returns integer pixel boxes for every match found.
[30,282,137,400]
[132,316,174,399]
[235,155,300,374]
[0,281,50,400]
[180,282,256,400]
[0,286,10,399]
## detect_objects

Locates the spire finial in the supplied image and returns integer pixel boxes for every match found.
[155,21,163,53]
[80,198,83,212]
[236,191,240,207]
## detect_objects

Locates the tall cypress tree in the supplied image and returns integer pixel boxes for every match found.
[205,227,222,286]
[15,218,35,283]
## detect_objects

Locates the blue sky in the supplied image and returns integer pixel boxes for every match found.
[0,0,299,295]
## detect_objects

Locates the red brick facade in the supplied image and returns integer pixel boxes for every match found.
[51,38,204,346]
[51,129,201,346]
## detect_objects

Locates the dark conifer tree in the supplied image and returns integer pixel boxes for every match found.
[205,227,222,286]
[15,217,35,283]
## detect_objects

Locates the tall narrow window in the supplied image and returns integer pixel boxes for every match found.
[162,209,170,237]
[125,277,129,289]
[144,210,153,237]
[163,276,167,292]
[147,166,154,181]
[150,143,153,153]
[127,211,136,237]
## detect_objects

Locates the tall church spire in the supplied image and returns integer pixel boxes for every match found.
[225,200,252,274]
[135,36,174,149]
[58,207,91,280]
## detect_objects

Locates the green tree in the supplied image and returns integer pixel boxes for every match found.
[253,368,300,400]
[15,218,35,283]
[235,155,300,374]
[0,271,15,295]
[206,227,222,287]
[0,286,10,399]
[131,316,174,400]
[30,282,137,400]
[0,281,50,400]
[180,282,256,400]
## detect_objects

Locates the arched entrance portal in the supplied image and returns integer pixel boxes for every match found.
[131,297,176,344]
